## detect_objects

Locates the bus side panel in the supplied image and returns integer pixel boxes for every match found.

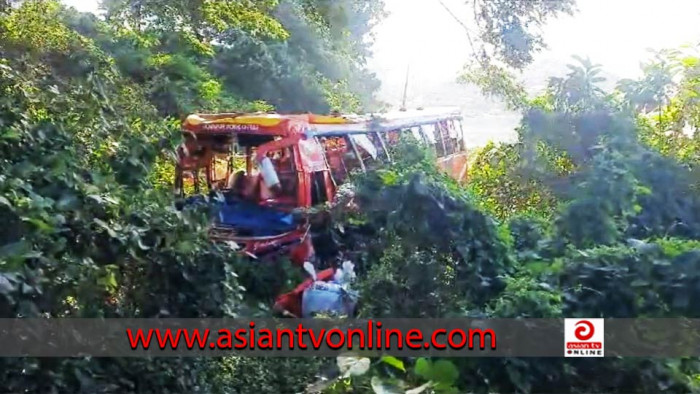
[297,171,312,208]
[437,152,469,183]
[324,171,335,202]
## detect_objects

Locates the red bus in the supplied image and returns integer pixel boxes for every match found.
[175,107,468,265]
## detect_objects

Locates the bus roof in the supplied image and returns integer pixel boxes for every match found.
[181,107,462,137]
[182,112,365,135]
[306,107,463,137]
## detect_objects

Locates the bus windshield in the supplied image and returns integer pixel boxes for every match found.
[176,133,299,209]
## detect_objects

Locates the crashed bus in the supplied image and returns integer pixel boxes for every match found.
[174,107,468,265]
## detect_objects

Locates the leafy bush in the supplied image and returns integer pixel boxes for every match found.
[467,141,562,222]
[0,3,249,391]
[346,158,514,314]
[4,1,700,392]
[0,0,391,391]
[211,357,329,394]
[330,53,700,393]
[507,214,551,254]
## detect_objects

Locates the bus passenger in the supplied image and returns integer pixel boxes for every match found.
[226,171,246,196]
[242,173,260,200]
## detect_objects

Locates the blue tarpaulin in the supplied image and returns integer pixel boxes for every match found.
[214,198,296,236]
[184,195,297,237]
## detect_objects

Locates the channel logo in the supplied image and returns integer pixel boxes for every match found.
[564,319,604,357]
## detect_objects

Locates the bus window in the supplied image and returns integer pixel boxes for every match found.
[321,137,349,181]
[421,124,441,156]
[437,121,456,157]
[436,122,449,157]
[386,130,400,146]
[351,134,378,160]
[210,154,232,189]
[410,127,423,143]
[343,135,367,173]
[275,147,297,198]
[373,132,392,162]
[355,136,380,170]
[459,121,467,152]
[311,171,328,205]
[450,120,461,155]
[257,146,297,206]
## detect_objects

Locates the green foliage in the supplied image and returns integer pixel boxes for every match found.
[507,214,551,255]
[321,77,363,113]
[467,141,559,221]
[470,0,577,69]
[339,151,700,392]
[0,5,246,391]
[211,357,329,394]
[335,47,700,393]
[553,138,642,248]
[348,166,514,315]
[204,0,383,113]
[412,358,459,391]
[546,56,609,113]
[5,0,700,392]
[313,356,459,394]
[653,237,700,258]
[356,241,464,317]
[102,0,288,42]
[459,61,529,111]
[621,48,700,195]
[556,243,700,318]
[456,0,576,105]
[57,0,385,119]
[0,0,384,392]
[469,52,700,244]
[487,272,562,318]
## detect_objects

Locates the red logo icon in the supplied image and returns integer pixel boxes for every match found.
[574,320,595,341]
[565,318,604,357]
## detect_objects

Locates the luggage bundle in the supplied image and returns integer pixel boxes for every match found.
[274,261,359,318]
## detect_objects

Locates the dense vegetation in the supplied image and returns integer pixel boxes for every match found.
[1,0,700,393]
[0,0,383,392]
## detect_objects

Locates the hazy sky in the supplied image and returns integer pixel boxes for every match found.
[62,0,700,95]
[62,0,700,143]
[366,0,700,143]
[63,0,97,12]
[369,0,700,106]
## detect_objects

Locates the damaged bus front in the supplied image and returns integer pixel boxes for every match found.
[175,113,333,265]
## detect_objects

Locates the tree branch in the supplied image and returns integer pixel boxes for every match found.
[435,0,481,64]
